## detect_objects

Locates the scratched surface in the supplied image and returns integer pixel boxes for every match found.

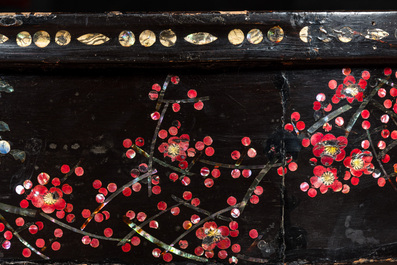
[0,12,394,66]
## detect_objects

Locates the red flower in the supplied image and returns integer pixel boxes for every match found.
[335,75,367,103]
[158,134,190,162]
[343,149,374,177]
[310,133,347,166]
[195,221,231,251]
[26,185,66,213]
[310,166,342,194]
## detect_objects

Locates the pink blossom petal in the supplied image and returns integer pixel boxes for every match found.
[54,198,66,211]
[291,112,300,121]
[336,136,348,147]
[342,184,350,194]
[350,149,362,156]
[343,157,352,168]
[321,156,334,166]
[32,185,48,195]
[196,228,206,239]
[31,196,44,208]
[204,221,217,230]
[362,153,373,163]
[312,145,324,157]
[356,92,364,102]
[302,138,310,147]
[378,177,386,187]
[41,204,55,214]
[351,177,360,185]
[313,165,326,177]
[332,180,343,192]
[332,95,340,104]
[216,237,231,249]
[322,134,337,142]
[328,80,337,89]
[343,75,356,85]
[351,169,363,177]
[319,185,328,194]
[310,177,322,189]
[335,149,346,161]
[300,182,309,192]
[310,133,324,146]
[307,188,317,198]
[358,78,367,88]
[344,171,351,180]
[218,226,230,237]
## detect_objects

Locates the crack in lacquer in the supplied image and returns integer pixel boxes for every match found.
[279,71,289,263]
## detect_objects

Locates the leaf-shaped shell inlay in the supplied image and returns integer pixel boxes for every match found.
[184,32,217,45]
[77,33,110,45]
[365,29,389,40]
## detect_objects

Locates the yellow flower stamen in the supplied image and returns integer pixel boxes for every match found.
[351,158,364,170]
[167,143,180,157]
[323,145,340,156]
[203,227,222,245]
[321,171,335,186]
[344,84,359,97]
[43,192,59,205]
[206,228,221,238]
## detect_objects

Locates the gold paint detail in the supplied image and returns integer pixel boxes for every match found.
[118,30,135,47]
[139,30,156,47]
[16,31,32,47]
[107,11,123,16]
[33,12,52,17]
[320,171,335,186]
[55,30,71,46]
[77,33,110,46]
[299,26,310,43]
[336,27,354,43]
[267,26,284,43]
[246,29,263,44]
[184,32,217,45]
[353,258,397,264]
[159,29,177,47]
[228,29,244,45]
[218,11,249,15]
[33,31,50,48]
[0,13,16,16]
[0,34,8,44]
[365,28,389,40]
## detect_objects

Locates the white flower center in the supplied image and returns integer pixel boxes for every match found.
[320,171,335,185]
[43,192,59,205]
[351,158,364,170]
[343,84,359,97]
[323,144,340,156]
[167,143,180,157]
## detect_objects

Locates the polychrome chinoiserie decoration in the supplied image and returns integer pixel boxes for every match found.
[0,11,397,265]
